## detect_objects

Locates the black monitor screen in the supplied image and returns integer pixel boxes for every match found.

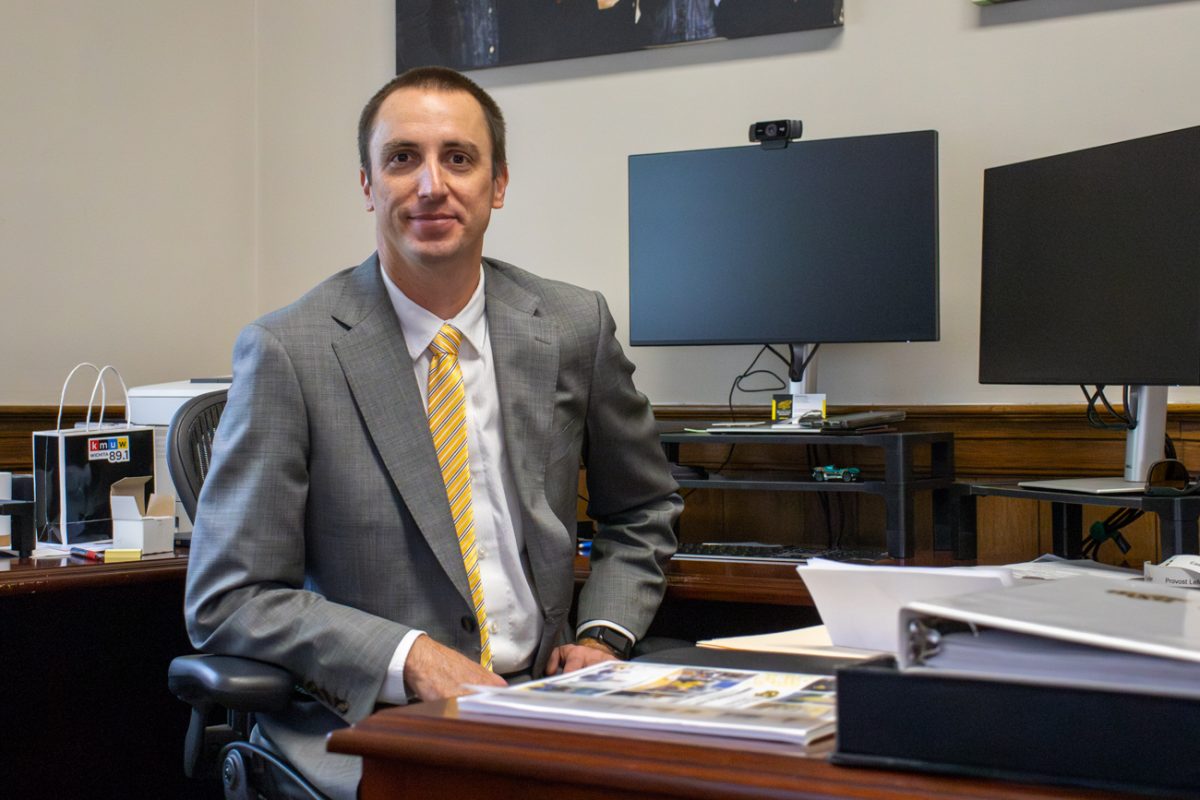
[979,126,1200,386]
[628,131,939,346]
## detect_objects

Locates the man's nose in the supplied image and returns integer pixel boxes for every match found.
[417,162,446,198]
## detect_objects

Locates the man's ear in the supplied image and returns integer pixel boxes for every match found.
[492,163,509,210]
[360,167,374,211]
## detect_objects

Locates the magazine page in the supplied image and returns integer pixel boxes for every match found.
[457,661,837,746]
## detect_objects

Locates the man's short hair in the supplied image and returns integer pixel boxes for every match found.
[358,66,507,180]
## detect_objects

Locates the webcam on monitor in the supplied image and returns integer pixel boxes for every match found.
[749,119,803,149]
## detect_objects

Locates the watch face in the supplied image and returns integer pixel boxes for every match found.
[589,628,632,658]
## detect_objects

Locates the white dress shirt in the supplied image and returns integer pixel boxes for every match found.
[377,265,541,702]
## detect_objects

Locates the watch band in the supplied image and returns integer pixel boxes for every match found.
[578,626,633,659]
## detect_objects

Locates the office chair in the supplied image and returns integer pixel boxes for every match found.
[167,389,227,525]
[165,389,330,800]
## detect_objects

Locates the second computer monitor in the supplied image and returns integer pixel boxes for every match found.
[628,130,940,348]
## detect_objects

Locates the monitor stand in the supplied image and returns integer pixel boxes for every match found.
[766,343,821,431]
[1017,385,1168,496]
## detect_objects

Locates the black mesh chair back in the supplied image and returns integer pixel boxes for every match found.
[168,390,227,522]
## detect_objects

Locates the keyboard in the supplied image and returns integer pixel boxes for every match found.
[672,542,887,564]
[702,410,906,434]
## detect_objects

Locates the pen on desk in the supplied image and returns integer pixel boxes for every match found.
[69,547,104,562]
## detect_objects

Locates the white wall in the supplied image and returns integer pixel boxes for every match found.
[254,0,1200,407]
[7,0,1199,409]
[1,0,256,404]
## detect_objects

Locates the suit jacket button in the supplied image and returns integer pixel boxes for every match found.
[460,614,477,633]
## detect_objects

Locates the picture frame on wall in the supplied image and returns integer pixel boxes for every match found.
[396,1,845,72]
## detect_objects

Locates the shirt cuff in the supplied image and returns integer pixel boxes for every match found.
[377,628,427,705]
[575,619,637,645]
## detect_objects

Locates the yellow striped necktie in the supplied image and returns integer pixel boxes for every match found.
[427,323,493,671]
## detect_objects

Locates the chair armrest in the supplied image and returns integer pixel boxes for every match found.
[168,654,295,713]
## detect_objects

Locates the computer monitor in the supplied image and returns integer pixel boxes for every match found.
[628,130,939,393]
[979,125,1200,492]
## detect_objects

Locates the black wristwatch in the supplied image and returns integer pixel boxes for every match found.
[578,626,634,659]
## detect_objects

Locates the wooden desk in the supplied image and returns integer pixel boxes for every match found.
[574,551,970,643]
[1,551,203,799]
[0,548,187,593]
[329,698,1139,800]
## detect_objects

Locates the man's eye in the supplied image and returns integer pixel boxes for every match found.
[389,152,411,164]
[449,153,469,165]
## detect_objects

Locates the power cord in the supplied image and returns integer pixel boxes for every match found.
[688,345,791,491]
[1079,383,1176,462]
[789,343,821,385]
[1080,385,1134,430]
[1082,508,1139,559]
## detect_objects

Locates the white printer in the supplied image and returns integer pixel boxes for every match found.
[127,379,231,536]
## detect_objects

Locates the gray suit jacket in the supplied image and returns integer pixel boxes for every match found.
[185,255,680,730]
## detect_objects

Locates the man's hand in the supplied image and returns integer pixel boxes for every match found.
[545,640,619,675]
[404,635,506,701]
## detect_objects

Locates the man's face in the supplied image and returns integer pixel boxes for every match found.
[361,87,508,272]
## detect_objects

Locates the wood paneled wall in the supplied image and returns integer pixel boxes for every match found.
[0,406,95,473]
[7,403,1198,567]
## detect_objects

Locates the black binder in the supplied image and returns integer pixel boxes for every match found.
[833,660,1200,798]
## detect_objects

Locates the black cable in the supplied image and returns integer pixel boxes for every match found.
[788,343,822,384]
[1080,384,1135,431]
[807,444,833,547]
[807,443,847,549]
[692,345,791,493]
[1085,507,1141,559]
[729,346,788,402]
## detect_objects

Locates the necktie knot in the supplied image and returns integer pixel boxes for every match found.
[430,324,464,358]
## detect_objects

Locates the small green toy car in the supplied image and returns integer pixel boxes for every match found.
[811,465,861,482]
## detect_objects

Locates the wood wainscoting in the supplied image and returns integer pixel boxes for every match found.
[7,403,1200,567]
[0,406,95,473]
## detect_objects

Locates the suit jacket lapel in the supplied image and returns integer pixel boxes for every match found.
[329,256,471,603]
[484,263,562,615]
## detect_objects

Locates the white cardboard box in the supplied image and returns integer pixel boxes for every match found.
[110,476,175,554]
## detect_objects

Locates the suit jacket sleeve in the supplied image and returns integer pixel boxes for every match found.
[575,292,682,639]
[184,322,408,723]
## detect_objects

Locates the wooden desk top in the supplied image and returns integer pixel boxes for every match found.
[574,551,970,607]
[330,698,1138,800]
[0,549,187,596]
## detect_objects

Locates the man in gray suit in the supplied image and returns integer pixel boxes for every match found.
[185,66,681,798]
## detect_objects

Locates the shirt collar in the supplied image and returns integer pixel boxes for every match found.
[380,263,488,361]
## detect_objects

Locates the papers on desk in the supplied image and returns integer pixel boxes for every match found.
[458,660,837,746]
[698,624,880,660]
[899,575,1200,699]
[1002,553,1139,581]
[795,558,1015,654]
[1144,553,1200,589]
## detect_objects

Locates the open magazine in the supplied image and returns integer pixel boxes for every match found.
[457,660,837,746]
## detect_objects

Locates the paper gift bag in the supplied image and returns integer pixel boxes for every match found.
[33,364,156,546]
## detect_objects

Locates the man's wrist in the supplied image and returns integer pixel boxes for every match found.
[577,626,633,659]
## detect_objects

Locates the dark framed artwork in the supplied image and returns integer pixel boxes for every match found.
[396,1,845,72]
